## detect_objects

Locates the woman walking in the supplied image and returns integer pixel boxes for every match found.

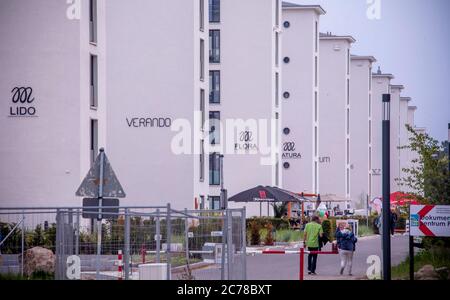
[336,225,357,276]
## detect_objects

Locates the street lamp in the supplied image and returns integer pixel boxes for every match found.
[382,94,391,280]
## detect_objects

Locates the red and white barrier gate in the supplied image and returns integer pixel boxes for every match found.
[247,248,338,280]
[117,250,123,280]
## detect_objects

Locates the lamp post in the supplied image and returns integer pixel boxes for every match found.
[382,94,391,280]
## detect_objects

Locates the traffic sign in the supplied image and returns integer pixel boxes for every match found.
[76,150,126,198]
[410,205,450,237]
[82,198,119,219]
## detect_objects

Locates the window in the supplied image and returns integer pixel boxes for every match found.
[314,162,318,194]
[315,57,318,87]
[209,71,220,103]
[283,57,290,64]
[283,128,290,135]
[369,68,372,90]
[89,0,97,43]
[200,195,205,210]
[314,92,318,122]
[275,72,279,107]
[315,21,318,53]
[283,21,290,28]
[200,39,205,81]
[346,138,350,164]
[275,155,279,186]
[90,54,98,108]
[369,94,372,117]
[347,108,350,135]
[200,89,205,130]
[346,168,350,195]
[209,153,221,185]
[283,92,290,99]
[275,32,279,67]
[199,0,205,31]
[208,196,221,210]
[209,30,220,63]
[369,120,372,143]
[283,162,290,169]
[90,119,98,166]
[314,126,318,156]
[209,111,220,145]
[347,52,352,76]
[346,79,352,106]
[200,140,205,182]
[209,0,220,23]
[275,0,280,26]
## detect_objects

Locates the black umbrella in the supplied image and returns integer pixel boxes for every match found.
[228,185,305,203]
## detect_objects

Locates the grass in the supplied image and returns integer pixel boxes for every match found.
[0,271,54,280]
[358,225,375,237]
[391,247,450,280]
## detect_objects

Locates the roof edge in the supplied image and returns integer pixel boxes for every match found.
[282,2,326,15]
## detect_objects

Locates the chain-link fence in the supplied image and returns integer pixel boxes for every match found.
[0,205,246,280]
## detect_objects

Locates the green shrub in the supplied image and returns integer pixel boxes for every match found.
[322,220,331,239]
[249,221,261,246]
[264,223,274,246]
[246,217,289,231]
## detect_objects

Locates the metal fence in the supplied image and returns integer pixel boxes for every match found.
[0,205,246,280]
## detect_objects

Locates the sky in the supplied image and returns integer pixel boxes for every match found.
[291,0,450,142]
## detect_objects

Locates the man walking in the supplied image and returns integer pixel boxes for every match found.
[303,215,323,275]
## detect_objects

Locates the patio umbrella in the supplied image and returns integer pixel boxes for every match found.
[390,192,419,206]
[228,186,305,203]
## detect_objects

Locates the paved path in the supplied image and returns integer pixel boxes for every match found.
[246,235,409,280]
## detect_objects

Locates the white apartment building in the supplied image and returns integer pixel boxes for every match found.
[0,0,107,208]
[211,0,282,216]
[349,55,376,207]
[105,0,209,209]
[399,96,412,183]
[370,69,394,200]
[389,84,405,192]
[318,33,355,201]
[281,3,325,196]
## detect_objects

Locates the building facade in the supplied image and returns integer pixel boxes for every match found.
[281,3,325,196]
[389,84,405,192]
[349,55,376,207]
[0,0,107,207]
[370,70,394,200]
[318,33,355,200]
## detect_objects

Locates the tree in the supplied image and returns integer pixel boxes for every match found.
[397,124,450,205]
[272,202,288,218]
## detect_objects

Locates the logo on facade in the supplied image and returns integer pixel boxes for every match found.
[319,156,331,163]
[282,142,302,159]
[126,117,172,128]
[9,87,37,117]
[372,169,381,176]
[235,131,258,151]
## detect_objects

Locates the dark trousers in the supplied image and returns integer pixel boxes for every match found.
[307,247,319,273]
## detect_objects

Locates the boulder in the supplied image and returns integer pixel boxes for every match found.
[414,265,440,280]
[19,247,55,277]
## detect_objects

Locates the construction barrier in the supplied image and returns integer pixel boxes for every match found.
[247,248,338,280]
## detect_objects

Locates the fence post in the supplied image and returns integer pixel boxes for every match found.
[221,210,227,280]
[299,247,304,281]
[124,208,130,280]
[184,208,189,264]
[241,207,247,280]
[21,210,25,277]
[166,203,171,280]
[75,209,80,256]
[227,209,233,280]
[55,209,61,280]
[156,208,161,263]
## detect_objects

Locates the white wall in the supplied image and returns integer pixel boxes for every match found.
[105,0,209,209]
[389,85,404,192]
[281,7,321,196]
[370,73,392,200]
[218,0,279,216]
[0,0,99,207]
[319,37,353,199]
[349,57,374,207]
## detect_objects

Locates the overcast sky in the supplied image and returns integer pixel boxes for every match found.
[292,0,450,142]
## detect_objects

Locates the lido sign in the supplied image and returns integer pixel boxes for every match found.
[9,87,37,117]
[410,205,450,237]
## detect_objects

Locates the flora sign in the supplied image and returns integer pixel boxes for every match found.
[409,205,450,237]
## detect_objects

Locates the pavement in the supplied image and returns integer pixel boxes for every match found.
[245,234,409,280]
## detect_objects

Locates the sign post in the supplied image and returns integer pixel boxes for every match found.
[409,204,450,280]
[76,148,126,280]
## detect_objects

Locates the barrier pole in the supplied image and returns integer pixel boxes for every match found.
[117,250,123,280]
[299,247,304,281]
